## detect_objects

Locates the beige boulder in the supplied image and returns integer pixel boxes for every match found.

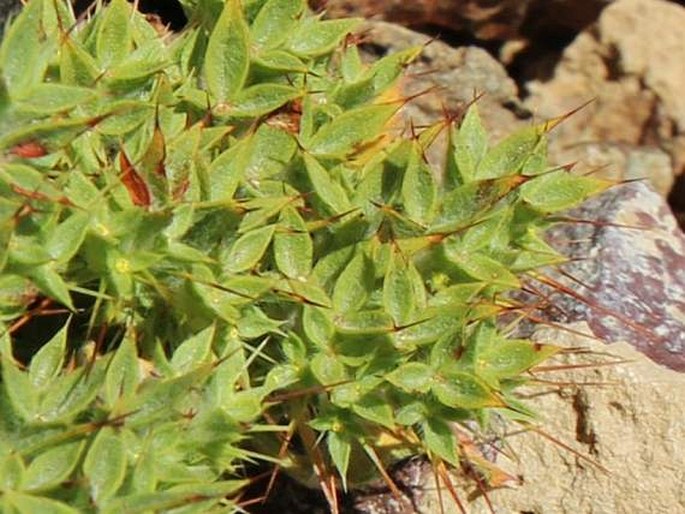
[354,324,685,513]
[525,0,685,195]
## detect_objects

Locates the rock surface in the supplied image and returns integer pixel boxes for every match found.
[317,1,614,41]
[544,181,685,372]
[354,324,685,513]
[525,0,685,194]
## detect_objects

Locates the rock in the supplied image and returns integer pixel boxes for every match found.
[317,1,614,41]
[525,0,685,193]
[354,324,685,513]
[541,181,685,371]
[317,0,532,40]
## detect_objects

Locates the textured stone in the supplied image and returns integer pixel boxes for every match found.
[317,1,614,41]
[525,0,685,191]
[354,325,685,514]
[543,182,685,371]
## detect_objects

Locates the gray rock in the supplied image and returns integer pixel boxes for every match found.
[544,181,685,371]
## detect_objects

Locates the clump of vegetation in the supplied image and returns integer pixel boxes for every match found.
[0,0,612,512]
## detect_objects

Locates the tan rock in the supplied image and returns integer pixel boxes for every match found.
[354,324,685,513]
[525,0,685,194]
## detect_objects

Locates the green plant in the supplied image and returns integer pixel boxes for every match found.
[0,0,612,512]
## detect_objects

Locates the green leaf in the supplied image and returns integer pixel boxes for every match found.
[123,365,212,427]
[302,305,335,348]
[303,154,351,215]
[402,144,437,224]
[393,309,463,349]
[100,481,245,514]
[192,282,241,323]
[327,432,351,491]
[477,340,561,381]
[386,362,432,394]
[237,305,283,338]
[383,251,415,325]
[59,38,101,86]
[170,325,215,375]
[16,84,97,114]
[286,18,359,57]
[0,0,44,93]
[352,395,395,429]
[2,346,38,422]
[28,321,67,390]
[230,83,300,117]
[520,171,612,213]
[422,418,458,466]
[335,310,394,336]
[204,0,250,103]
[96,0,132,68]
[332,250,372,313]
[431,371,502,409]
[27,265,73,310]
[207,140,248,201]
[21,441,84,492]
[83,427,127,505]
[253,49,307,72]
[307,104,395,158]
[450,105,488,184]
[446,251,520,289]
[38,364,106,423]
[430,175,525,234]
[274,206,313,279]
[310,352,347,385]
[105,334,141,407]
[0,451,26,490]
[104,39,169,87]
[252,0,306,49]
[4,491,79,514]
[224,225,275,273]
[476,125,544,179]
[45,211,90,264]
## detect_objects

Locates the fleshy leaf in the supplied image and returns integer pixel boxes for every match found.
[385,362,433,394]
[520,171,612,213]
[224,225,276,273]
[252,0,306,49]
[205,0,250,103]
[96,0,132,68]
[274,206,313,279]
[431,371,502,409]
[28,321,68,390]
[286,18,359,57]
[402,143,437,225]
[307,104,395,158]
[21,441,84,492]
[170,325,215,374]
[83,427,127,505]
